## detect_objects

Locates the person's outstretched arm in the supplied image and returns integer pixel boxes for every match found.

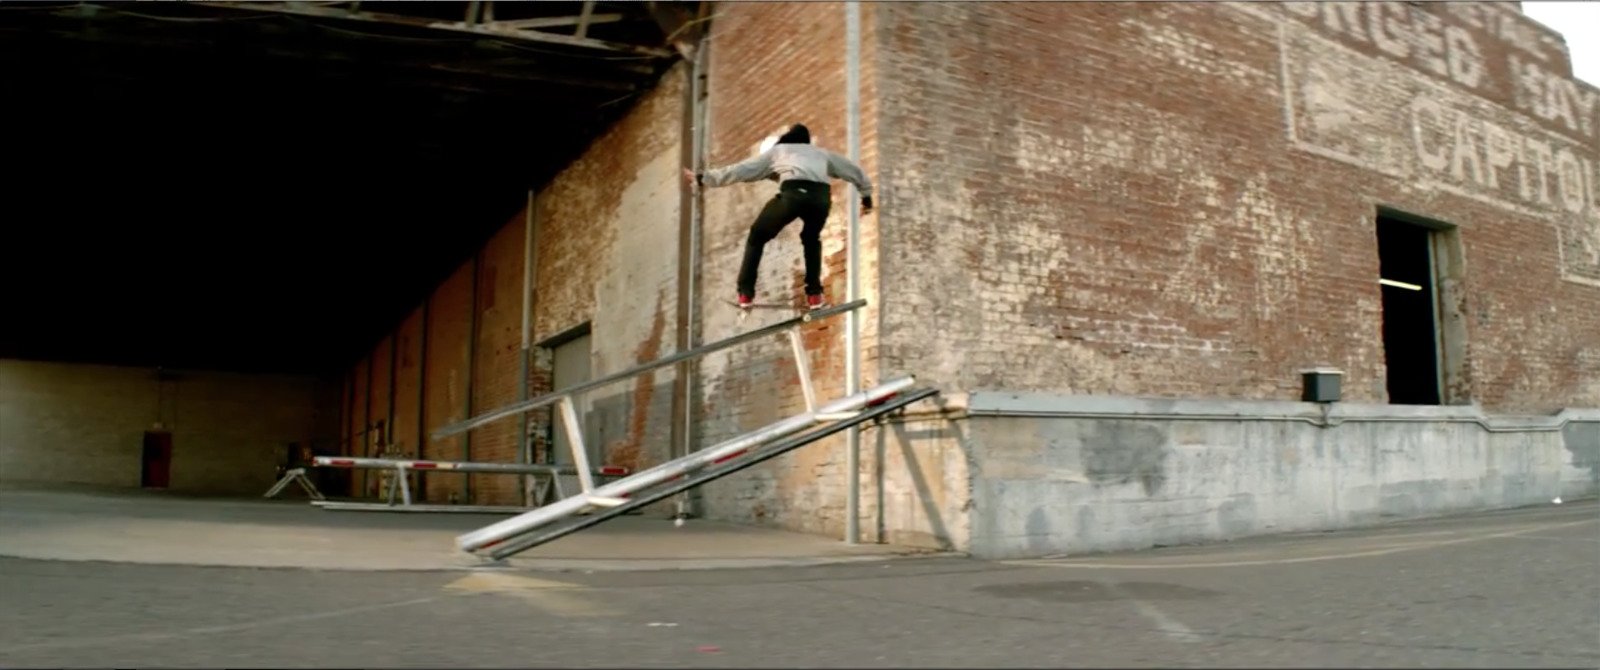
[825,151,875,213]
[693,151,776,188]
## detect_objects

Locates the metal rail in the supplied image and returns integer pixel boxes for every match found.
[473,386,940,561]
[431,298,868,441]
[457,374,918,555]
[308,456,630,511]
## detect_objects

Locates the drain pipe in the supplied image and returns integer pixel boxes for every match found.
[843,0,864,545]
[677,32,711,520]
[519,189,539,506]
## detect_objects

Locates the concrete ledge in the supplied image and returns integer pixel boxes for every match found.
[945,392,1599,561]
[962,391,1600,432]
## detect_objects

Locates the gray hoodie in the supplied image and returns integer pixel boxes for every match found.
[700,143,874,198]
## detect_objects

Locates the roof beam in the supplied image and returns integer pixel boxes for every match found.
[189,1,676,58]
[489,12,624,30]
[13,28,649,93]
[574,1,597,39]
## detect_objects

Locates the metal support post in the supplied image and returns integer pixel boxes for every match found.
[843,0,864,545]
[385,466,401,506]
[557,395,598,493]
[787,329,818,413]
[398,465,414,505]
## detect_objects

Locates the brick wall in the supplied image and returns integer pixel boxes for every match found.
[875,0,1599,412]
[336,62,690,504]
[529,62,685,477]
[691,1,884,537]
[421,262,473,503]
[0,359,339,495]
[391,306,424,479]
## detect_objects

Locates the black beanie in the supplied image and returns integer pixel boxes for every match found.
[775,123,811,145]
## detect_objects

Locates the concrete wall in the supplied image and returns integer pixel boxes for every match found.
[939,392,1600,559]
[873,1,1600,412]
[0,359,338,495]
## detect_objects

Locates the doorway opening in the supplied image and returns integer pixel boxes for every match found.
[141,429,173,489]
[1374,209,1467,405]
[539,322,599,490]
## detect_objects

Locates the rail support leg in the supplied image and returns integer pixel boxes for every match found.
[398,466,414,506]
[787,328,817,413]
[558,395,598,494]
[384,466,401,506]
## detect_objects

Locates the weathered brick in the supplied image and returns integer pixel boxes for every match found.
[691,1,881,539]
[334,0,1596,537]
[875,1,1598,412]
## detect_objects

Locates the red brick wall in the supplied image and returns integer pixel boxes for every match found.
[392,306,424,459]
[692,1,882,536]
[468,218,526,505]
[366,335,393,499]
[874,1,1599,412]
[348,355,368,494]
[531,65,686,473]
[421,262,473,503]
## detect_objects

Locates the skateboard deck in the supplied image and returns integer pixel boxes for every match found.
[725,299,806,311]
[724,299,828,323]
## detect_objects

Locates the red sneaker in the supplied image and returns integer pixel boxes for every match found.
[737,293,753,309]
[806,294,827,310]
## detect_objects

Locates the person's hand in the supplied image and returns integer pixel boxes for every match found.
[682,168,699,189]
[860,195,874,216]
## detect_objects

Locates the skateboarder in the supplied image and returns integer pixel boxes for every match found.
[683,123,874,310]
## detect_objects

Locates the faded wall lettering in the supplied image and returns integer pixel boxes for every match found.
[1277,1,1593,143]
[1280,21,1600,286]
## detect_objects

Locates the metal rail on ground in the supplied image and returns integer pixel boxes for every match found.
[457,375,925,558]
[279,457,629,513]
[469,385,940,561]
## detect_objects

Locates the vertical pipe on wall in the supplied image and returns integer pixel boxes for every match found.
[520,189,539,506]
[673,38,709,468]
[843,0,864,545]
[464,252,480,503]
[416,296,430,498]
[682,30,711,517]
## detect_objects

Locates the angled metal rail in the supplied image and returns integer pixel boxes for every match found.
[432,298,866,440]
[457,375,920,557]
[470,385,940,562]
[430,298,867,497]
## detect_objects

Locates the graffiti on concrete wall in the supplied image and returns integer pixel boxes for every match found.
[1266,1,1600,287]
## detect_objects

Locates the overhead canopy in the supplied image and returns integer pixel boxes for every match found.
[1,1,706,374]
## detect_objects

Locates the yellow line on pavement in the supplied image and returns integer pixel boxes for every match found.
[443,572,621,617]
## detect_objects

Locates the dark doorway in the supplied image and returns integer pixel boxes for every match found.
[141,430,173,489]
[1375,215,1443,405]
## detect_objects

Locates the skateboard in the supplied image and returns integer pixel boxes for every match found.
[724,298,823,322]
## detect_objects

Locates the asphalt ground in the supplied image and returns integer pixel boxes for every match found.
[1,501,1595,668]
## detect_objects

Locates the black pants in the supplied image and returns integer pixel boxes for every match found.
[738,180,832,298]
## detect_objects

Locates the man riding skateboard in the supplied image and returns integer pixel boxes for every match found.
[683,123,874,310]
